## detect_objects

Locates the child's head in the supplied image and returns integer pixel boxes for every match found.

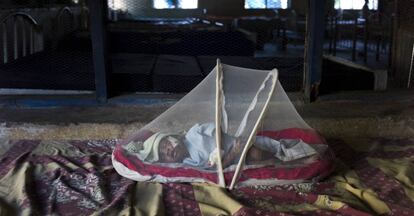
[136,132,187,163]
[158,135,188,163]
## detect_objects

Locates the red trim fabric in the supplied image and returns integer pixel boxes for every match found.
[113,128,334,184]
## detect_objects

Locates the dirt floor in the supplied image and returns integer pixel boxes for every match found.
[0,90,413,142]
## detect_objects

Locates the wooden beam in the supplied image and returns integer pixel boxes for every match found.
[88,0,110,103]
[304,0,326,102]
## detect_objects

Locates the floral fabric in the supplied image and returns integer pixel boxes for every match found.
[0,137,413,215]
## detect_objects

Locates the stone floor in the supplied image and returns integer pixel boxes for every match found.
[0,90,413,142]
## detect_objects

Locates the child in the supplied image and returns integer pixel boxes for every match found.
[125,123,317,169]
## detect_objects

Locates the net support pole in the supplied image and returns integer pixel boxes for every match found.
[215,59,226,187]
[229,70,278,190]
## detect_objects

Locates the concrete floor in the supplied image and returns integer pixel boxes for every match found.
[0,90,413,143]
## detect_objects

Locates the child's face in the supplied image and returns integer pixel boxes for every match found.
[159,136,187,163]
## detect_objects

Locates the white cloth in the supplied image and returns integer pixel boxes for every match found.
[182,123,318,168]
[183,123,233,168]
[255,137,318,162]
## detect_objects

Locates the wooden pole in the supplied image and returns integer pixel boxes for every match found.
[229,70,278,190]
[215,59,226,187]
[304,0,326,102]
[88,0,111,103]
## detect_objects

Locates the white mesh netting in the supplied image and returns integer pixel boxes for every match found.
[113,61,333,188]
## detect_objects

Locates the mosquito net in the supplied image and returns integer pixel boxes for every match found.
[113,60,334,189]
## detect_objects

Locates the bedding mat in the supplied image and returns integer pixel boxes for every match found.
[0,137,413,215]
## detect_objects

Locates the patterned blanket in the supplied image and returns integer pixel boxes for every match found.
[0,137,413,215]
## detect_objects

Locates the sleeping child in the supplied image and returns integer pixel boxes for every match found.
[124,123,318,169]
